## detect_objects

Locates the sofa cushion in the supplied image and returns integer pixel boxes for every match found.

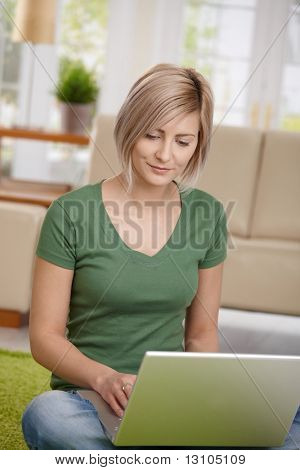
[251,129,300,240]
[221,235,300,316]
[83,114,118,186]
[198,125,263,238]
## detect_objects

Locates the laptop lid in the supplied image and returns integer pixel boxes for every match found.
[115,352,300,447]
[79,352,300,448]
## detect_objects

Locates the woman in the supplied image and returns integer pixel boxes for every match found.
[21,63,299,450]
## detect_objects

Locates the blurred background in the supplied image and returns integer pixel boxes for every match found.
[0,0,299,188]
[0,3,300,450]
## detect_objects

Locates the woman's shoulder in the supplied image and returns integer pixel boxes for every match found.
[186,186,223,209]
[45,183,99,225]
[54,183,97,206]
[186,188,226,233]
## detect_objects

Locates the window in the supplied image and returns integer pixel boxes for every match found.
[48,0,108,186]
[181,0,257,127]
[0,0,20,126]
[0,0,108,185]
[181,0,299,130]
[0,0,21,176]
[279,0,300,131]
[50,0,108,130]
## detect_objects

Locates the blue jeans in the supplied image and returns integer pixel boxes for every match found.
[21,390,300,450]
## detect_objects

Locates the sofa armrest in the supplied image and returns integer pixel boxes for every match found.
[0,201,47,313]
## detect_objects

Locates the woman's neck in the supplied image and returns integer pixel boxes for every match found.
[116,172,178,204]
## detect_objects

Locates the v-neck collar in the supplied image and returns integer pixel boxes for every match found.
[95,178,189,264]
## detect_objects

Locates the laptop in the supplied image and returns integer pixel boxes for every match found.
[77,352,300,448]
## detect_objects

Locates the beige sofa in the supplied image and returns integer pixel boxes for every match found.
[0,115,299,354]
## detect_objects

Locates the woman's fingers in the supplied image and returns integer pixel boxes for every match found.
[122,382,133,398]
[110,383,129,417]
[99,372,137,418]
[109,394,125,418]
[111,383,134,417]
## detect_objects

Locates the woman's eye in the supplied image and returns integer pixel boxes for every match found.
[145,134,190,147]
[178,141,190,147]
[146,134,159,140]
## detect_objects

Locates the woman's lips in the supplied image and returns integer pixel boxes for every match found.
[147,163,171,172]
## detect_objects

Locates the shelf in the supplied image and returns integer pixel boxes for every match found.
[0,125,90,146]
[0,178,73,207]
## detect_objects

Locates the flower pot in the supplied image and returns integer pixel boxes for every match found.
[59,102,93,134]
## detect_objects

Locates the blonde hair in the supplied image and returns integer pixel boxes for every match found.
[113,63,214,196]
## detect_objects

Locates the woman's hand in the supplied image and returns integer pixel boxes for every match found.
[95,370,137,418]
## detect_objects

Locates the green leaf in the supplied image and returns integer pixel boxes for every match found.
[55,58,99,104]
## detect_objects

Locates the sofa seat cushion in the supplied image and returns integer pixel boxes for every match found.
[222,235,300,316]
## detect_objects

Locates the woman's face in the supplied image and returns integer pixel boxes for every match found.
[131,111,200,186]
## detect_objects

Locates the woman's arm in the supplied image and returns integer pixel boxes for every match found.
[30,256,136,418]
[29,256,115,390]
[184,262,224,353]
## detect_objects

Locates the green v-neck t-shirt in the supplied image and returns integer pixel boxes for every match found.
[35,179,228,391]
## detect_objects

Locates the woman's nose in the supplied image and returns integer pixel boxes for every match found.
[155,141,173,161]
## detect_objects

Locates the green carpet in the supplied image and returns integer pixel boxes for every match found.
[0,348,51,450]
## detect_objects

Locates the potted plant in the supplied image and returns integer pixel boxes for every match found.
[55,57,99,134]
